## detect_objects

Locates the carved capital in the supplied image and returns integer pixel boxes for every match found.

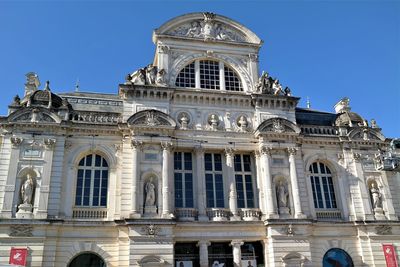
[287,147,297,156]
[131,140,143,150]
[64,141,72,151]
[197,240,211,247]
[230,240,244,247]
[44,138,56,150]
[10,136,23,148]
[253,150,261,159]
[224,147,235,157]
[249,53,259,62]
[194,146,205,155]
[161,141,173,151]
[259,146,272,156]
[353,153,362,162]
[158,44,170,54]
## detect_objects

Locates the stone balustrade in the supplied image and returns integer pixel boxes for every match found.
[206,208,231,221]
[316,209,342,220]
[301,126,337,136]
[240,208,261,221]
[72,207,108,219]
[69,111,121,124]
[175,208,198,221]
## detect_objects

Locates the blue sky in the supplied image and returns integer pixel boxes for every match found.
[0,0,399,137]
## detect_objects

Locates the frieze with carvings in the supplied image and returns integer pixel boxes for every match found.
[375,225,392,235]
[10,225,33,237]
[65,97,123,107]
[165,13,246,42]
[10,110,56,123]
[127,110,176,129]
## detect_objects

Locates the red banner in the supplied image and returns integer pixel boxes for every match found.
[9,247,28,266]
[383,244,398,267]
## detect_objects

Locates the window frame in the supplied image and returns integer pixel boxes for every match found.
[205,153,225,208]
[309,161,337,210]
[234,154,255,208]
[174,151,194,208]
[74,153,109,208]
[175,59,243,91]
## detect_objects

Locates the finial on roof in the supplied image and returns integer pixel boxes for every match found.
[44,80,51,91]
[75,78,80,92]
[306,97,311,109]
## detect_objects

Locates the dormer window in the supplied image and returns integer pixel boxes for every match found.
[175,59,243,91]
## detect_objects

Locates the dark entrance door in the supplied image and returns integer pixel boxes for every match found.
[68,253,106,267]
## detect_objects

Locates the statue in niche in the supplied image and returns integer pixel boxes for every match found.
[179,112,189,129]
[209,114,219,130]
[145,181,156,207]
[237,115,248,132]
[370,182,382,209]
[21,174,35,205]
[277,181,289,208]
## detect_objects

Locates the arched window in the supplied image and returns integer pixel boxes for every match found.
[323,248,354,267]
[75,154,109,207]
[68,253,106,267]
[175,59,243,91]
[309,162,337,209]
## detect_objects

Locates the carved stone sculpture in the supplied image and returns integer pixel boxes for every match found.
[272,119,285,133]
[145,181,156,207]
[146,64,157,85]
[237,115,248,132]
[21,174,35,205]
[209,114,219,131]
[277,181,289,208]
[370,183,382,209]
[156,69,167,86]
[178,112,190,129]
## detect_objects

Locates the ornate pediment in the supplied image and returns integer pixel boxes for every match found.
[155,12,262,45]
[165,15,246,42]
[127,109,176,129]
[256,118,301,135]
[7,107,61,124]
[348,128,385,141]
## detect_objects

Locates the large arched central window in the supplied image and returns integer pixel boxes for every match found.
[323,248,354,267]
[75,154,109,207]
[175,59,243,91]
[68,253,106,267]
[309,162,337,209]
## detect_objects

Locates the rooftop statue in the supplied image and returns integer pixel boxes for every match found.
[255,71,292,96]
[126,64,167,86]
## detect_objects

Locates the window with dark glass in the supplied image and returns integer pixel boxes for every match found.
[175,62,195,88]
[205,153,224,208]
[75,154,109,207]
[234,154,254,208]
[309,162,337,209]
[175,59,243,91]
[174,152,194,208]
[323,248,354,267]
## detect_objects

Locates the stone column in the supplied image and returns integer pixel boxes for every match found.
[161,142,173,218]
[259,146,278,219]
[195,146,208,221]
[287,147,305,219]
[231,240,244,267]
[254,151,265,214]
[130,140,142,218]
[197,240,211,267]
[225,148,240,220]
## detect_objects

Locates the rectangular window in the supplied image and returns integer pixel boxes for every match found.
[200,60,220,90]
[234,154,254,208]
[205,153,224,208]
[174,152,194,208]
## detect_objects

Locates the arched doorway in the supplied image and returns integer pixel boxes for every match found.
[323,248,354,267]
[68,253,106,267]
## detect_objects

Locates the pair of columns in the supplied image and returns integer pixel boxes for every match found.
[258,146,304,219]
[130,140,172,218]
[198,240,244,267]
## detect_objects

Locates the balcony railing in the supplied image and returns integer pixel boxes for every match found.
[240,208,261,221]
[206,208,230,221]
[72,207,108,219]
[175,208,198,221]
[316,209,342,220]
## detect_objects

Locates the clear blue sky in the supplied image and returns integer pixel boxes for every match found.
[0,0,399,137]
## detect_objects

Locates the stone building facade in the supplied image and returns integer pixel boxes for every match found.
[0,12,399,267]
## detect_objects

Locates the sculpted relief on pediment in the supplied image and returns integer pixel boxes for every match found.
[165,13,246,42]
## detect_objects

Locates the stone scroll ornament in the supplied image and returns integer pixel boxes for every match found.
[166,12,246,42]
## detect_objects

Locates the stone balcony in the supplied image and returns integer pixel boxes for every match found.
[240,208,261,221]
[72,207,108,220]
[206,208,231,221]
[175,208,198,221]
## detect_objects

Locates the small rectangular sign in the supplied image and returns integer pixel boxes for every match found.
[383,244,398,267]
[9,247,28,266]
